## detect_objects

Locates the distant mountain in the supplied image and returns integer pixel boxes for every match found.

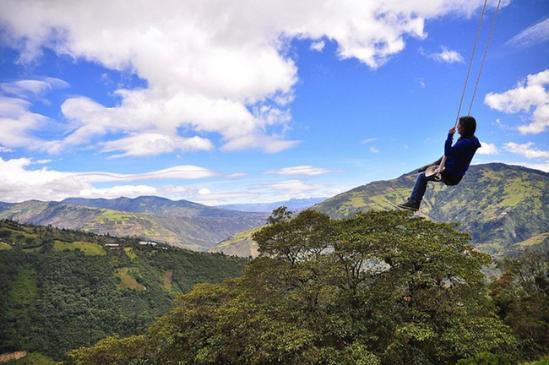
[216,197,326,213]
[0,202,12,210]
[64,196,230,217]
[212,164,548,257]
[0,197,268,251]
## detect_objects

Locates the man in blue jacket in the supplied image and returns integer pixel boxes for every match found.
[399,116,481,211]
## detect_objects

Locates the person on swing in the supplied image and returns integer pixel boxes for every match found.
[398,116,481,211]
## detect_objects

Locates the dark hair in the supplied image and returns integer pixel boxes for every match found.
[459,116,476,137]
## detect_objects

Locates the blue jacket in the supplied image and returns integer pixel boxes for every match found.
[444,134,481,180]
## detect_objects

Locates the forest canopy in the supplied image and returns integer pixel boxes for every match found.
[67,210,545,365]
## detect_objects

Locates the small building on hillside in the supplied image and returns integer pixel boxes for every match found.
[139,240,158,246]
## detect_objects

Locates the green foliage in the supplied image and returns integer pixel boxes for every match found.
[9,268,37,305]
[73,211,520,365]
[53,240,106,256]
[0,241,12,250]
[267,206,293,224]
[67,336,147,365]
[4,352,57,365]
[456,352,512,365]
[521,357,549,365]
[0,220,247,361]
[491,252,549,361]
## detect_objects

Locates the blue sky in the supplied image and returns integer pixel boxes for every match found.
[0,0,547,204]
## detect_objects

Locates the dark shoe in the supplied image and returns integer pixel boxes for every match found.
[398,200,419,211]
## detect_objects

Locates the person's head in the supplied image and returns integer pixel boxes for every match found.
[458,116,476,137]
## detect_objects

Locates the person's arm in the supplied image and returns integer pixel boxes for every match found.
[444,126,471,157]
[446,137,472,157]
[444,133,454,156]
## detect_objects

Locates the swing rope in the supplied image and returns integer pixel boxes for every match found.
[453,0,488,128]
[434,0,501,180]
[467,0,503,114]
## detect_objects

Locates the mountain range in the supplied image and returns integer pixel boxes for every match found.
[211,163,549,257]
[216,198,326,213]
[0,196,267,251]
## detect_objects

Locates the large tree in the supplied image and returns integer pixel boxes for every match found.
[70,211,517,365]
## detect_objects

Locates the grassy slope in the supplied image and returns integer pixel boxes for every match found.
[0,220,247,360]
[316,163,548,255]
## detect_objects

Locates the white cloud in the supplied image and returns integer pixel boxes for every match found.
[0,96,49,150]
[0,145,14,153]
[269,165,331,176]
[0,157,345,204]
[506,17,549,48]
[369,146,380,153]
[429,46,464,63]
[101,133,213,157]
[420,46,463,63]
[0,0,497,156]
[477,141,498,155]
[504,142,549,159]
[0,157,216,202]
[0,77,69,98]
[79,185,159,200]
[517,161,549,172]
[270,179,321,193]
[310,40,325,52]
[226,172,248,179]
[221,133,300,153]
[485,69,549,134]
[361,137,377,144]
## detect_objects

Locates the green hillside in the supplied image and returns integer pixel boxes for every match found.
[315,163,548,256]
[0,198,268,251]
[209,226,261,257]
[212,163,548,257]
[0,219,247,361]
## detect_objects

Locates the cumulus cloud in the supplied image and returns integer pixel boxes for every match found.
[506,17,549,48]
[429,46,464,63]
[504,142,549,159]
[0,157,216,202]
[477,141,498,155]
[268,165,331,176]
[485,69,549,134]
[0,0,497,156]
[0,96,49,150]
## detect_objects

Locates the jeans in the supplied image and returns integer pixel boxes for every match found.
[409,172,460,205]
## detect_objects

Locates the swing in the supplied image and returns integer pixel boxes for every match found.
[424,0,502,181]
